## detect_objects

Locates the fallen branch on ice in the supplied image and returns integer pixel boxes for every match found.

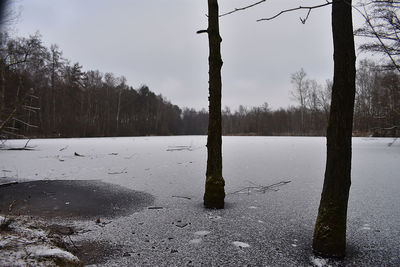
[107,168,127,175]
[5,139,35,151]
[59,145,68,151]
[388,137,398,147]
[172,195,192,200]
[166,145,193,152]
[228,180,291,195]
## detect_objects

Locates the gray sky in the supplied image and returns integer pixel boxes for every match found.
[11,0,366,111]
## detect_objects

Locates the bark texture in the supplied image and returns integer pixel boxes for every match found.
[204,0,225,209]
[313,0,356,258]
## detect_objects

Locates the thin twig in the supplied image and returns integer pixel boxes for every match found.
[23,139,31,148]
[257,2,332,23]
[1,130,26,138]
[23,105,40,110]
[108,168,127,175]
[8,200,17,212]
[353,4,400,73]
[388,137,398,147]
[172,195,192,200]
[219,0,266,17]
[68,235,79,251]
[12,118,39,128]
[6,139,34,150]
[59,145,68,151]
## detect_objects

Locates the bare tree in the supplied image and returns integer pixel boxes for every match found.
[317,79,332,120]
[290,68,309,132]
[48,44,65,131]
[0,33,43,139]
[313,0,357,258]
[116,76,126,135]
[223,0,356,256]
[198,0,225,209]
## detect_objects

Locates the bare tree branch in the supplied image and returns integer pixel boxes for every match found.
[12,117,38,128]
[353,3,400,73]
[1,130,25,138]
[219,0,266,17]
[196,29,208,34]
[0,89,37,133]
[257,2,332,23]
[228,180,291,195]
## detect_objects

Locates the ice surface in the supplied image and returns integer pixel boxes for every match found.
[1,136,399,266]
[2,136,398,198]
[189,238,202,244]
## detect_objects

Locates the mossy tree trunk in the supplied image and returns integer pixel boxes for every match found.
[313,0,356,258]
[204,0,225,209]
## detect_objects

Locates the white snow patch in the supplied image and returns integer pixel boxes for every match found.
[361,224,371,230]
[310,256,330,267]
[206,214,222,220]
[233,241,250,248]
[189,238,202,244]
[0,239,9,247]
[27,245,79,262]
[291,244,297,247]
[194,230,210,236]
[0,218,80,266]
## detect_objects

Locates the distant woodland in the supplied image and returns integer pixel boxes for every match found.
[1,33,399,138]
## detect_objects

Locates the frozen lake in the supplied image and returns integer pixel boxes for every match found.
[1,136,399,266]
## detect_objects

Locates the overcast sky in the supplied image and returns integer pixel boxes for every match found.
[10,0,367,111]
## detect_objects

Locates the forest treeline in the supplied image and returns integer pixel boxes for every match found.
[0,33,399,138]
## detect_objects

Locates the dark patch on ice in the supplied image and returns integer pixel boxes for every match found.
[67,240,119,265]
[0,180,154,219]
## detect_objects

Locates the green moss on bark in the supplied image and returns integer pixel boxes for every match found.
[204,176,225,209]
[313,203,347,258]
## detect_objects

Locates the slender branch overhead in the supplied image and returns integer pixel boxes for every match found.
[257,2,332,23]
[353,1,400,73]
[219,0,266,17]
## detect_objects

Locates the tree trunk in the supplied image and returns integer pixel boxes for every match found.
[116,87,122,135]
[0,62,5,119]
[313,0,356,258]
[204,0,225,209]
[51,66,56,132]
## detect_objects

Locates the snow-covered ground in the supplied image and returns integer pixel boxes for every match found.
[0,215,80,267]
[0,136,399,266]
